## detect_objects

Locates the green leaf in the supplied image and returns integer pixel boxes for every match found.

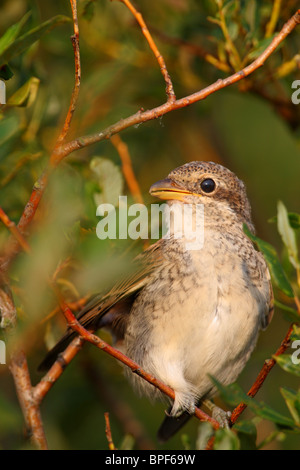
[233,419,257,450]
[196,422,214,450]
[6,77,40,107]
[211,378,295,428]
[243,224,294,298]
[247,35,276,60]
[291,325,300,342]
[0,115,22,148]
[0,11,31,56]
[277,201,300,270]
[213,428,240,450]
[274,300,300,323]
[82,0,97,22]
[90,157,124,208]
[0,15,71,65]
[280,387,300,425]
[269,213,300,230]
[275,354,300,377]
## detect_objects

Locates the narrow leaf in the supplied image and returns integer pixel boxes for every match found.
[269,213,300,229]
[274,300,300,323]
[280,387,300,425]
[275,353,300,377]
[213,428,240,450]
[6,77,40,107]
[277,200,299,270]
[211,377,295,428]
[0,15,71,65]
[0,12,31,56]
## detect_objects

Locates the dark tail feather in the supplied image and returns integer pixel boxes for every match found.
[157,410,192,443]
[38,331,77,371]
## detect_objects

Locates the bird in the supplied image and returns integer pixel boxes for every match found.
[39,161,273,441]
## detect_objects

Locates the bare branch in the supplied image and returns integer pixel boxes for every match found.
[9,350,48,450]
[119,0,176,102]
[111,134,144,205]
[60,9,300,157]
[104,412,116,450]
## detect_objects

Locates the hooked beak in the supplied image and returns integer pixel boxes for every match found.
[149,178,198,201]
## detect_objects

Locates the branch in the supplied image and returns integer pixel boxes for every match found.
[9,350,48,449]
[59,9,300,157]
[33,337,85,404]
[119,0,176,102]
[110,134,144,205]
[230,323,295,425]
[104,412,116,450]
[52,0,81,148]
[0,207,31,254]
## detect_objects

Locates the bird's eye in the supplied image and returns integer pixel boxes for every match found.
[200,178,216,193]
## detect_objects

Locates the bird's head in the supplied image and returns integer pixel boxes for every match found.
[149,161,254,229]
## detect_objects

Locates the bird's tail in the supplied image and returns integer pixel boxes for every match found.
[157,409,192,443]
[37,331,77,371]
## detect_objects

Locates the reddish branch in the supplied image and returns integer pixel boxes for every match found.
[111,134,144,205]
[119,0,176,102]
[230,323,295,424]
[0,208,31,254]
[33,337,85,404]
[9,350,48,449]
[58,9,300,153]
[104,412,116,450]
[53,0,81,148]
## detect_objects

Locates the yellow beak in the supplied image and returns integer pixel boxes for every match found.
[149,178,197,201]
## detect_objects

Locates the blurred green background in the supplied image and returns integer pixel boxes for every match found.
[0,0,299,450]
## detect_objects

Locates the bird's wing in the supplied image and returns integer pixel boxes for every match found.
[261,275,274,330]
[258,252,274,330]
[38,240,164,371]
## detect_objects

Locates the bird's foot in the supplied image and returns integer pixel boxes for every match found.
[203,399,231,428]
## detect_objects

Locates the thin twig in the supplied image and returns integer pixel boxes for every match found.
[59,9,300,158]
[104,412,117,450]
[216,0,242,71]
[53,0,81,148]
[33,337,85,404]
[149,25,231,73]
[119,0,176,102]
[0,207,31,254]
[111,134,144,205]
[230,323,295,425]
[82,358,155,449]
